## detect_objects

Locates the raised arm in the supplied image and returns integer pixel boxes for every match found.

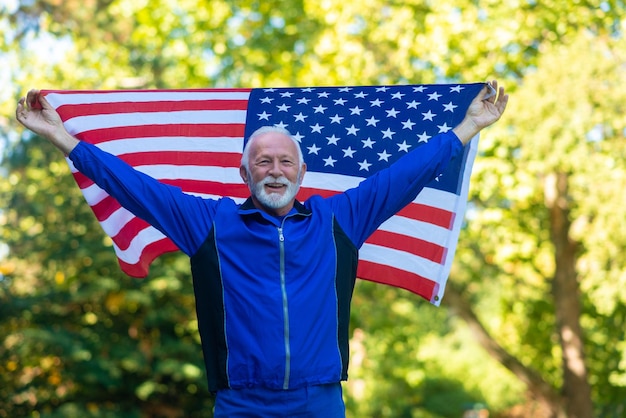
[15,88,215,256]
[452,80,509,145]
[16,89,79,154]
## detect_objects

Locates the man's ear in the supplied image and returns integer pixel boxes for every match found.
[299,163,307,185]
[239,166,249,184]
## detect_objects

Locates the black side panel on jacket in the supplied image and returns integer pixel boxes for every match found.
[333,217,359,380]
[190,226,229,393]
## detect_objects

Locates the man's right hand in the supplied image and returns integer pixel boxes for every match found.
[16,89,79,154]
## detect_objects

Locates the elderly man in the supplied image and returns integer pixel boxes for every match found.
[16,82,508,417]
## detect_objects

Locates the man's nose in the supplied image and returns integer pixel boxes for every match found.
[268,160,282,176]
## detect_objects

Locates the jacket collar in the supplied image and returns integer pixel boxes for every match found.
[238,197,312,218]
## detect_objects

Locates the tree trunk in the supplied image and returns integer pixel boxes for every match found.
[444,285,565,417]
[544,172,594,418]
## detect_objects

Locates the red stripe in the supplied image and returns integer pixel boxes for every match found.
[159,180,250,198]
[116,238,180,278]
[91,196,123,221]
[73,171,93,189]
[119,151,242,168]
[366,230,446,264]
[43,88,251,94]
[57,99,250,119]
[111,217,153,251]
[75,123,246,144]
[357,261,437,302]
[397,203,454,229]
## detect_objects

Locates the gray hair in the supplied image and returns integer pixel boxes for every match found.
[241,125,305,170]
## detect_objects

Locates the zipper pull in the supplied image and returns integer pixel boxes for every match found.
[278,227,285,242]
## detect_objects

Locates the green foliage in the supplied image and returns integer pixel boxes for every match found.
[2,0,626,417]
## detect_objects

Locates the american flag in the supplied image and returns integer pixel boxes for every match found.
[42,83,483,306]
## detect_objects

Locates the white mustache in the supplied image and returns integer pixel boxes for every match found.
[259,176,291,187]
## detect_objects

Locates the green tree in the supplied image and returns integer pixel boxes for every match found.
[2,1,626,417]
[449,30,626,417]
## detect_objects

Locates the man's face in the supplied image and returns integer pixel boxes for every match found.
[240,131,306,216]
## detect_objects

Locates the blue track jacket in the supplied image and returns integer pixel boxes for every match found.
[69,131,463,393]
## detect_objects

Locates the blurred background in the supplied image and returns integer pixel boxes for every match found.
[1,0,625,417]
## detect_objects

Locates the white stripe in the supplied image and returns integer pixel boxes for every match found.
[80,183,109,206]
[359,243,442,281]
[99,207,136,237]
[97,136,244,155]
[112,226,167,264]
[136,165,243,183]
[63,110,248,135]
[46,91,251,106]
[414,187,459,212]
[302,171,363,191]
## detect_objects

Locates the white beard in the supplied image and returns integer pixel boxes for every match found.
[251,175,301,210]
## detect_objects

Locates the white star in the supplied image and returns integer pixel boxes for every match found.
[413,86,426,93]
[376,86,390,92]
[307,144,321,155]
[377,150,392,161]
[391,92,405,100]
[417,132,431,143]
[365,116,380,126]
[334,98,347,106]
[401,119,415,130]
[258,111,271,121]
[310,123,323,133]
[443,101,457,112]
[397,141,411,152]
[339,87,352,92]
[313,105,327,113]
[450,85,463,93]
[323,155,337,166]
[280,91,294,97]
[293,132,305,142]
[354,91,367,98]
[358,159,372,171]
[343,147,356,158]
[386,108,400,118]
[422,110,436,121]
[362,137,375,148]
[294,112,307,122]
[297,97,311,104]
[318,92,330,98]
[263,88,277,92]
[370,98,384,107]
[326,134,340,145]
[274,121,288,129]
[302,87,314,92]
[428,91,442,101]
[406,100,420,109]
[381,128,395,139]
[260,96,273,104]
[437,122,452,133]
[349,106,363,115]
[346,124,359,135]
[329,114,344,124]
[277,104,290,112]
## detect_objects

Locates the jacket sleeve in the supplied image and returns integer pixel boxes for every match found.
[329,131,464,247]
[68,141,216,256]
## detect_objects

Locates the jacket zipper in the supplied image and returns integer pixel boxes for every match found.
[277,224,291,389]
